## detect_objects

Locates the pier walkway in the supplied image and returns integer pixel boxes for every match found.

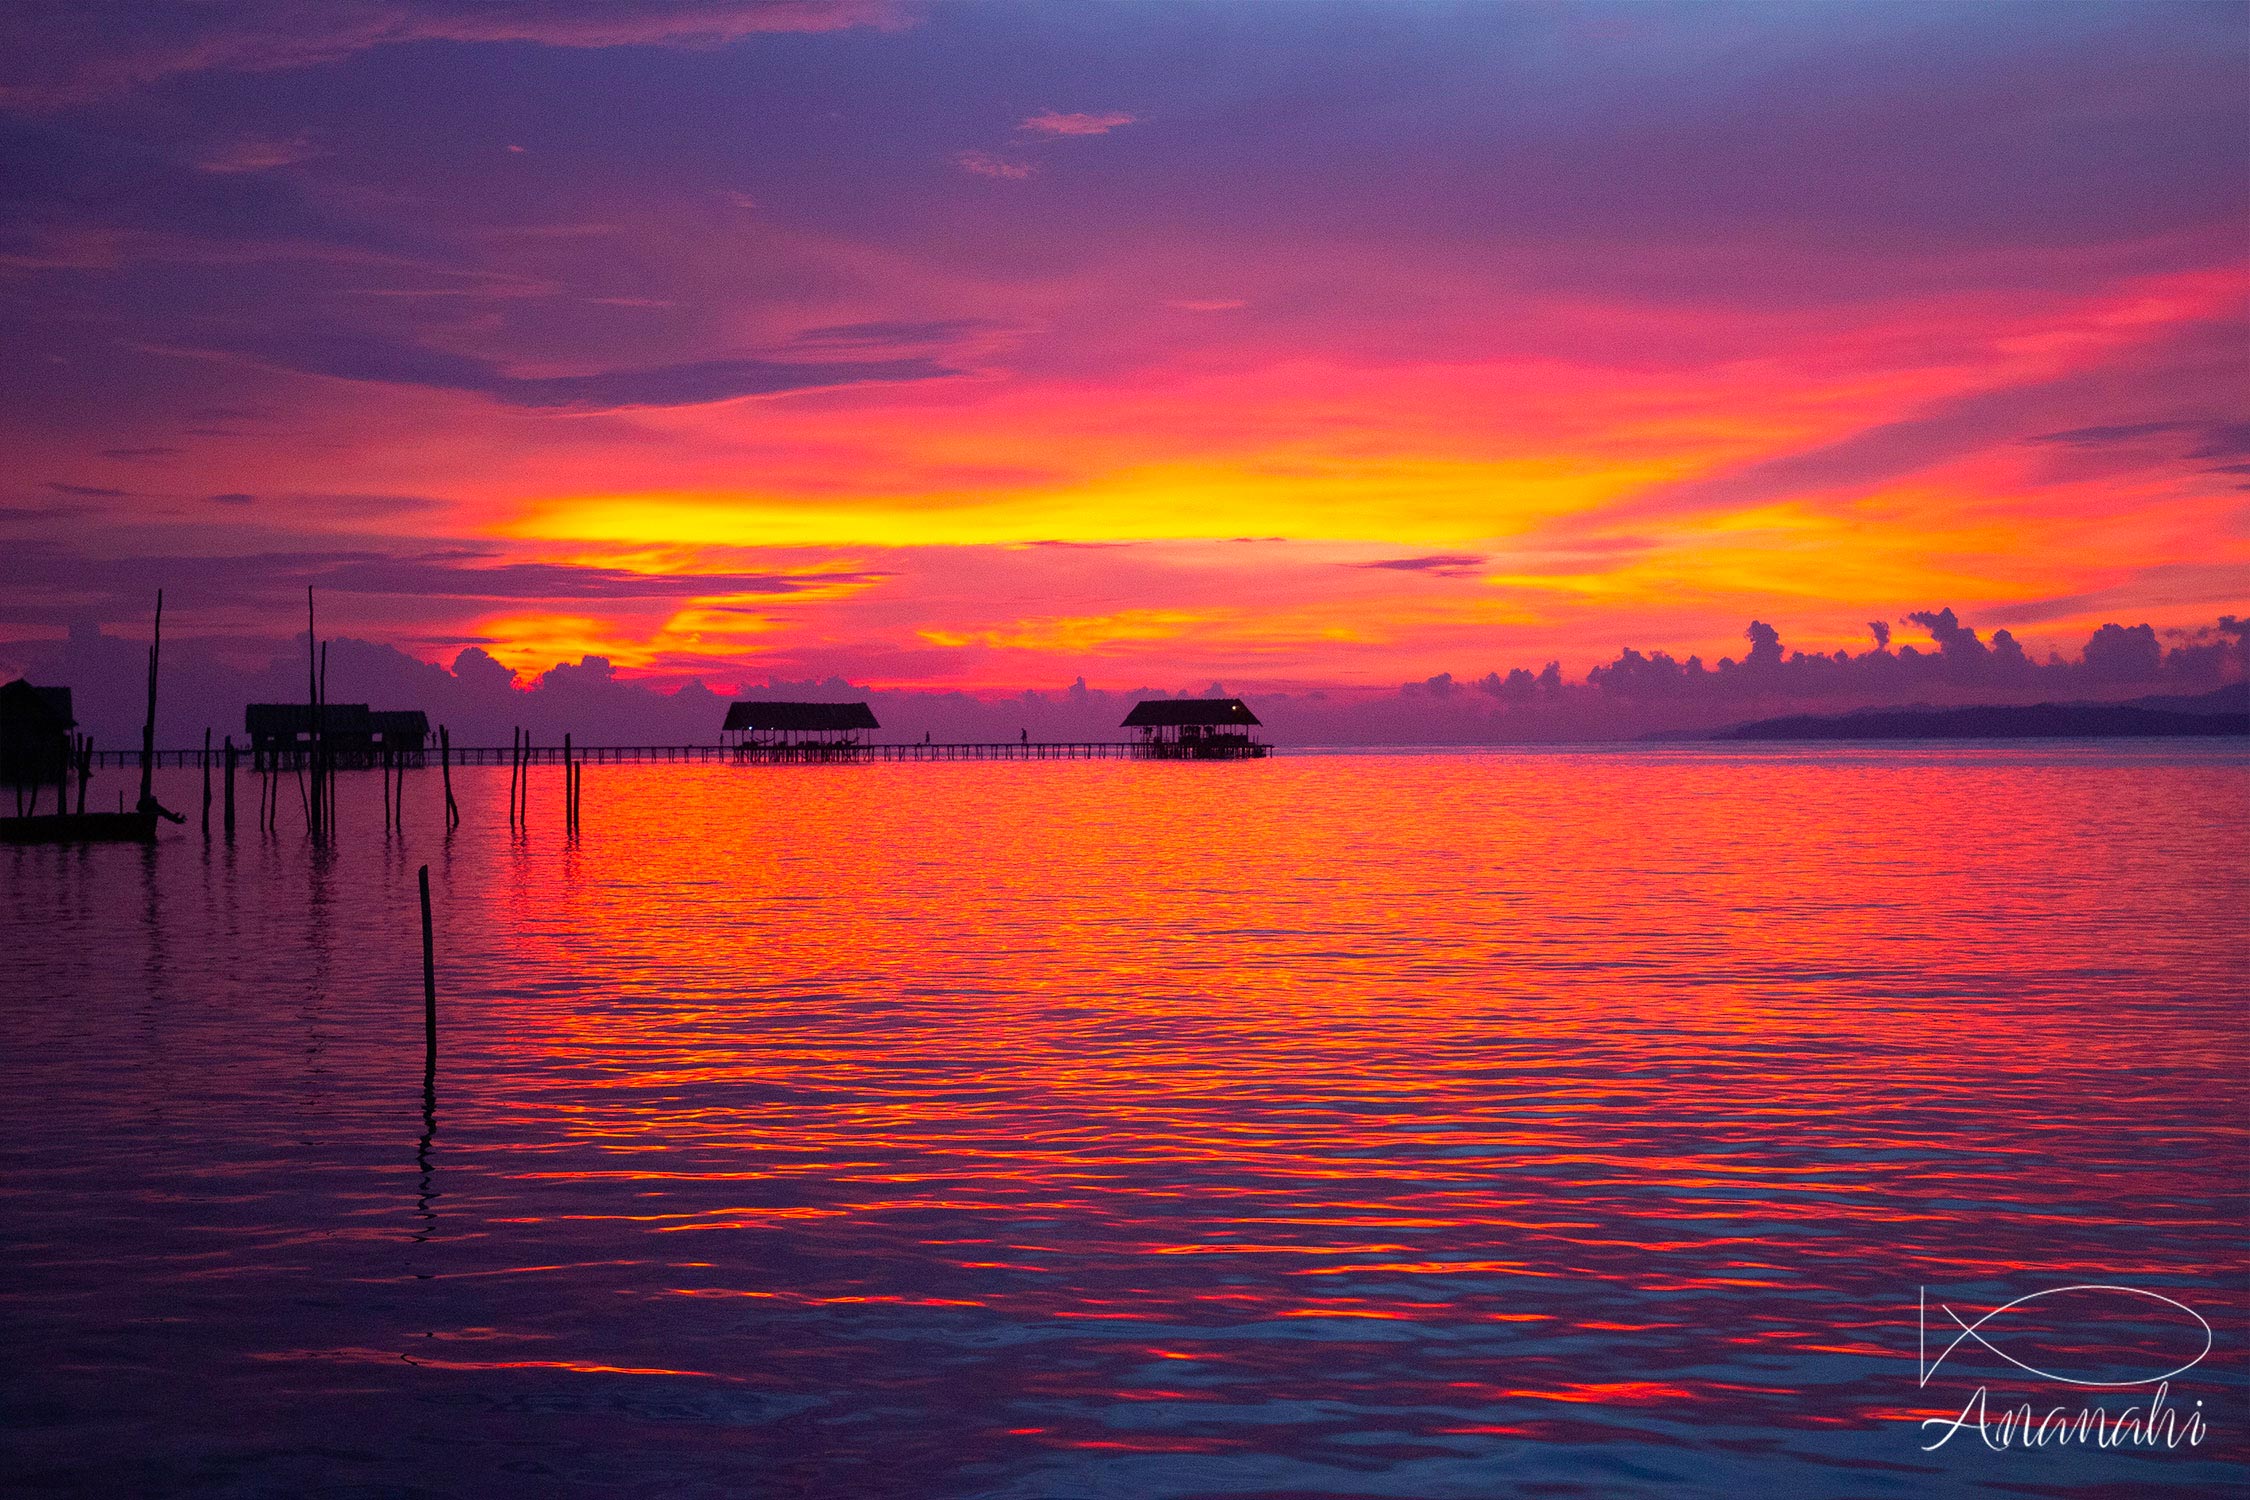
[91,741,1270,768]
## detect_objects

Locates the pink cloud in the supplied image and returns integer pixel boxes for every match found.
[953,150,1034,180]
[195,133,325,173]
[1018,110,1138,137]
[0,0,911,109]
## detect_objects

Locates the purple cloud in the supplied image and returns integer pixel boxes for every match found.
[199,330,958,411]
[0,0,908,109]
[1350,554,1487,577]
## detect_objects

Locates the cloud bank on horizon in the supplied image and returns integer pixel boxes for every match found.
[1,0,2244,706]
[21,606,2245,752]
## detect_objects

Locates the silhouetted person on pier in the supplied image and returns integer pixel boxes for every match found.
[1020,728,1028,744]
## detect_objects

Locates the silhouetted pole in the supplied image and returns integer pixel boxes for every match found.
[508,728,520,828]
[419,864,437,1080]
[201,727,212,837]
[439,725,459,828]
[382,745,392,830]
[223,735,236,837]
[75,735,90,815]
[306,589,320,841]
[139,590,162,811]
[563,733,574,831]
[318,640,333,838]
[395,742,407,833]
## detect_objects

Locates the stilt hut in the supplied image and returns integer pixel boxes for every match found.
[0,679,74,786]
[370,710,430,762]
[723,701,879,759]
[246,702,374,768]
[1122,697,1270,758]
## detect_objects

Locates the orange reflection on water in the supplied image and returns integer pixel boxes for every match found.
[1,744,2244,1496]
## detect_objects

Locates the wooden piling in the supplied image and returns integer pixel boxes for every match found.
[382,745,393,830]
[564,733,574,831]
[306,589,320,841]
[138,591,162,812]
[439,725,459,828]
[201,727,212,837]
[75,735,89,816]
[316,640,333,839]
[223,735,236,837]
[419,864,437,1077]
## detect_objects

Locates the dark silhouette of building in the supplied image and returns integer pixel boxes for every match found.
[723,701,879,753]
[1,678,73,785]
[1122,697,1269,758]
[247,703,372,765]
[246,703,428,767]
[370,710,431,756]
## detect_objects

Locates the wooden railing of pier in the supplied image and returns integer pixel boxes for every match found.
[92,740,1271,768]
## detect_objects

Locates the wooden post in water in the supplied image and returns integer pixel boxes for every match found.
[201,727,212,837]
[382,744,392,830]
[306,589,320,842]
[563,733,574,831]
[318,641,334,839]
[507,728,520,828]
[223,735,236,837]
[439,725,459,828]
[418,864,437,1080]
[139,590,162,812]
[75,735,90,815]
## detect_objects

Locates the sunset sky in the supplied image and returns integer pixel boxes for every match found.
[2,0,2245,694]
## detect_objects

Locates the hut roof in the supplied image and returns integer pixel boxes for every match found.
[723,700,880,732]
[245,702,375,736]
[1121,697,1261,728]
[0,678,74,731]
[370,709,430,738]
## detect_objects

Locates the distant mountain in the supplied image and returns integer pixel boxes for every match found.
[1712,683,2248,741]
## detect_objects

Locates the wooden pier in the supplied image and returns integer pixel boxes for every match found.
[90,740,1270,768]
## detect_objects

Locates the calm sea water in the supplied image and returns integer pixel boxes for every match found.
[2,746,2245,1498]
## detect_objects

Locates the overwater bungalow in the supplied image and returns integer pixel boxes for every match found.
[1,679,74,792]
[723,701,879,758]
[1122,697,1270,758]
[370,710,431,758]
[246,703,429,768]
[2,591,175,842]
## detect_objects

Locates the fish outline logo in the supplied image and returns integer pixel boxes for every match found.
[1918,1284,2212,1390]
